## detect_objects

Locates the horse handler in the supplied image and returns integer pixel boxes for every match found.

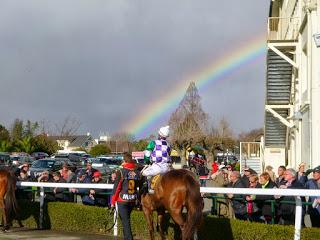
[111,152,140,240]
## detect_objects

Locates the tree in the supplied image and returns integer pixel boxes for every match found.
[54,116,81,137]
[111,132,135,142]
[109,132,134,153]
[24,120,39,138]
[0,125,10,142]
[0,140,11,152]
[32,135,60,155]
[238,128,263,142]
[217,117,233,139]
[201,118,236,161]
[168,82,209,165]
[132,139,149,151]
[10,119,24,142]
[89,144,111,157]
[17,136,35,153]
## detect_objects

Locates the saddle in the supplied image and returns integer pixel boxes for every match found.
[143,174,161,194]
[150,174,161,190]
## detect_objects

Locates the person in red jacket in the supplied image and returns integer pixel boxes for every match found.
[111,153,140,240]
[212,161,218,174]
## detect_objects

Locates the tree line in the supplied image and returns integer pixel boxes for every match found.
[0,119,59,154]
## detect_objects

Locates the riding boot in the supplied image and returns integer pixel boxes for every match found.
[147,176,154,194]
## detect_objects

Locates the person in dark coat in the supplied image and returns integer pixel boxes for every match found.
[84,161,98,182]
[241,167,257,188]
[92,171,108,207]
[16,170,33,200]
[278,168,305,225]
[227,171,247,220]
[296,162,308,185]
[275,165,287,187]
[304,166,320,227]
[44,171,67,202]
[52,171,68,201]
[254,172,277,223]
[111,153,140,240]
[82,171,106,206]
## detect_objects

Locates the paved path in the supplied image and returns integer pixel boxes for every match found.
[0,227,116,240]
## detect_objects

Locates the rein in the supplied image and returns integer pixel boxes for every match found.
[105,206,118,232]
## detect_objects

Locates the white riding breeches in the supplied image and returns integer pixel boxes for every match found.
[141,162,169,177]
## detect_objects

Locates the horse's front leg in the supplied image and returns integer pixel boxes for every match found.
[143,208,154,240]
[0,198,8,232]
[157,208,165,240]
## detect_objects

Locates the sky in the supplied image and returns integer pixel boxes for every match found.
[0,0,270,139]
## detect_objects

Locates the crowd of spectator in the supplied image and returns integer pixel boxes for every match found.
[13,156,320,228]
[15,161,116,208]
[209,161,320,227]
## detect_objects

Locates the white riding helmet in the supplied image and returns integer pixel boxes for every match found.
[158,125,170,138]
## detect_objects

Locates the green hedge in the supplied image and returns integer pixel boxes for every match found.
[16,200,320,240]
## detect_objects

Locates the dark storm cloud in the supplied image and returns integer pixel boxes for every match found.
[0,0,270,137]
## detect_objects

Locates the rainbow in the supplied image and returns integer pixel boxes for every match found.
[123,34,267,138]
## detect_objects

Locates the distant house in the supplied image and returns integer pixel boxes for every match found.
[49,134,96,152]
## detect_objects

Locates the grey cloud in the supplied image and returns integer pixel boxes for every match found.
[0,0,270,137]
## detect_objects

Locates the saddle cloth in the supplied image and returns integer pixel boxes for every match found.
[150,174,161,190]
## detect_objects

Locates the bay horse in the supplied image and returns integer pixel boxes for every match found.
[141,169,203,240]
[0,169,19,231]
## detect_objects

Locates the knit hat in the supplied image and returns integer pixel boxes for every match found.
[158,126,170,138]
[313,166,320,173]
[93,171,101,178]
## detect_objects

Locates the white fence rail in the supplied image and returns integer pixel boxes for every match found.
[17,182,320,240]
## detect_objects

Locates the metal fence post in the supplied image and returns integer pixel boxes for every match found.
[39,187,45,229]
[271,200,275,224]
[294,197,302,240]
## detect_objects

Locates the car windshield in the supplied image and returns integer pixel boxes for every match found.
[55,154,69,158]
[32,160,55,168]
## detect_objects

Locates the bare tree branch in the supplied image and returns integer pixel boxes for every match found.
[54,116,81,137]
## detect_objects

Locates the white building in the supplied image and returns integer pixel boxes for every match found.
[263,0,320,170]
[49,134,96,152]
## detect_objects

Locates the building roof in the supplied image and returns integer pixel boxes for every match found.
[49,135,93,148]
[69,135,93,147]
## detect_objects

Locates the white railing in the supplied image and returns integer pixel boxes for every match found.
[268,17,300,41]
[17,182,320,240]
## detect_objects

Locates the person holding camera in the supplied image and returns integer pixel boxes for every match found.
[111,152,140,240]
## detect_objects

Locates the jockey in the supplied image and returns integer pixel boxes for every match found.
[142,125,171,193]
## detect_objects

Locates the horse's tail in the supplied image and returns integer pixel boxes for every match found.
[5,172,18,217]
[184,174,203,239]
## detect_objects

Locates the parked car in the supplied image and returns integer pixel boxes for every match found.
[31,152,49,160]
[9,156,34,166]
[91,158,112,176]
[29,158,76,179]
[95,156,122,171]
[0,152,10,166]
[51,153,69,159]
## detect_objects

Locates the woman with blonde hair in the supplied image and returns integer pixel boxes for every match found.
[265,165,276,182]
